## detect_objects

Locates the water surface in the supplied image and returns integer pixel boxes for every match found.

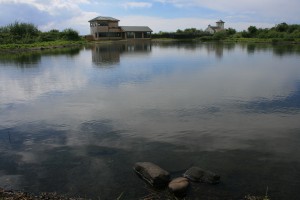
[1,42,300,199]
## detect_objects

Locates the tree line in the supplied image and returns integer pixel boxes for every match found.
[152,22,300,41]
[0,22,81,45]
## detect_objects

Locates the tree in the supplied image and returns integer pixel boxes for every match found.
[276,22,288,32]
[213,30,227,40]
[61,28,80,41]
[248,26,258,37]
[226,28,236,35]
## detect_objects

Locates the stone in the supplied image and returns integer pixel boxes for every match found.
[183,167,220,184]
[168,177,189,197]
[133,162,170,188]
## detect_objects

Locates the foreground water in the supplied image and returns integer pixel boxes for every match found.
[0,42,300,199]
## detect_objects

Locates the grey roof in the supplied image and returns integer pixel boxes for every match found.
[120,26,153,32]
[89,16,119,22]
[216,20,225,23]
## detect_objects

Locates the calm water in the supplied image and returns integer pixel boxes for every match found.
[1,42,300,200]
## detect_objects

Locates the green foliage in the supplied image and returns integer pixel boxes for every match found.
[0,21,82,45]
[213,30,227,40]
[248,26,258,37]
[275,22,289,32]
[226,28,237,36]
[61,28,80,41]
[152,28,210,39]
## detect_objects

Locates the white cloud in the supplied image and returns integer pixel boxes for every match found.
[154,0,300,23]
[118,15,210,32]
[122,1,152,9]
[118,15,273,32]
[0,0,99,34]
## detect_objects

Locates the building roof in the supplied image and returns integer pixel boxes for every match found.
[89,16,119,22]
[120,26,153,32]
[216,20,225,23]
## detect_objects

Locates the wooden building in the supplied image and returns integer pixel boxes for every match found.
[89,16,152,40]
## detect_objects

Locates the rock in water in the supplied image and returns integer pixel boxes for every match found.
[183,167,220,184]
[133,162,170,188]
[168,177,189,197]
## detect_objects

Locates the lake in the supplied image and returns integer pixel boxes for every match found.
[0,41,300,200]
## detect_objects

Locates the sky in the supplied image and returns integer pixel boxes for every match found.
[0,0,299,34]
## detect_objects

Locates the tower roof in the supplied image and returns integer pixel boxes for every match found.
[216,20,225,23]
[88,16,119,22]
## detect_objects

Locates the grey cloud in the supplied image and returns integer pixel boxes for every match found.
[0,3,52,26]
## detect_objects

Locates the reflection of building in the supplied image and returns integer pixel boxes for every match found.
[92,41,152,66]
[89,16,153,40]
[205,20,225,34]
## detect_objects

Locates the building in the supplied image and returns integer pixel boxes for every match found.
[205,20,225,34]
[89,16,153,40]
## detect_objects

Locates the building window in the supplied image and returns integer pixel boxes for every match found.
[98,22,108,26]
[96,32,121,38]
[135,32,143,38]
[126,32,135,38]
[99,32,108,37]
[108,32,121,37]
[144,32,151,38]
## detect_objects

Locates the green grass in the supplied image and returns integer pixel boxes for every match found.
[224,37,300,44]
[0,40,87,50]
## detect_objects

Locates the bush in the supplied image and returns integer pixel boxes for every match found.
[212,30,227,40]
[61,28,80,41]
[0,22,82,44]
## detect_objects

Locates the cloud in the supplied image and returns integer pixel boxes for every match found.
[1,0,299,35]
[154,0,300,23]
[0,0,99,34]
[118,15,273,32]
[122,1,152,9]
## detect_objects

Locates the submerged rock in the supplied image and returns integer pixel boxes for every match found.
[168,177,189,197]
[183,167,220,184]
[133,162,170,188]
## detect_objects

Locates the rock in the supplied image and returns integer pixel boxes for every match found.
[168,177,189,197]
[133,162,170,188]
[183,167,220,184]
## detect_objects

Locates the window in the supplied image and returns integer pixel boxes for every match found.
[98,22,108,26]
[108,32,121,37]
[126,32,135,38]
[98,32,108,37]
[144,32,151,38]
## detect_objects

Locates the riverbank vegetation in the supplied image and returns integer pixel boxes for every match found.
[0,22,85,50]
[153,23,300,43]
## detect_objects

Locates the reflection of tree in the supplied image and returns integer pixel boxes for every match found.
[92,41,152,67]
[241,43,300,56]
[153,42,236,58]
[0,47,81,68]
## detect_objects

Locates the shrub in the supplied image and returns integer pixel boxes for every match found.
[61,28,80,41]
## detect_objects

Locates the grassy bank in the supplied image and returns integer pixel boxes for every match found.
[0,40,87,52]
[224,37,300,44]
[0,22,86,52]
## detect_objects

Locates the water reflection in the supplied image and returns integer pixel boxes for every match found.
[0,48,81,68]
[0,42,300,200]
[243,82,300,113]
[92,41,151,67]
[0,47,86,105]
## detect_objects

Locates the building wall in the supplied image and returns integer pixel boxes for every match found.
[90,20,122,40]
[89,19,152,40]
[216,22,224,30]
[205,26,215,34]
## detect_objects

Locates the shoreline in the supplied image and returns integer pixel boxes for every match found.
[1,38,299,53]
[0,41,87,53]
[0,187,85,200]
